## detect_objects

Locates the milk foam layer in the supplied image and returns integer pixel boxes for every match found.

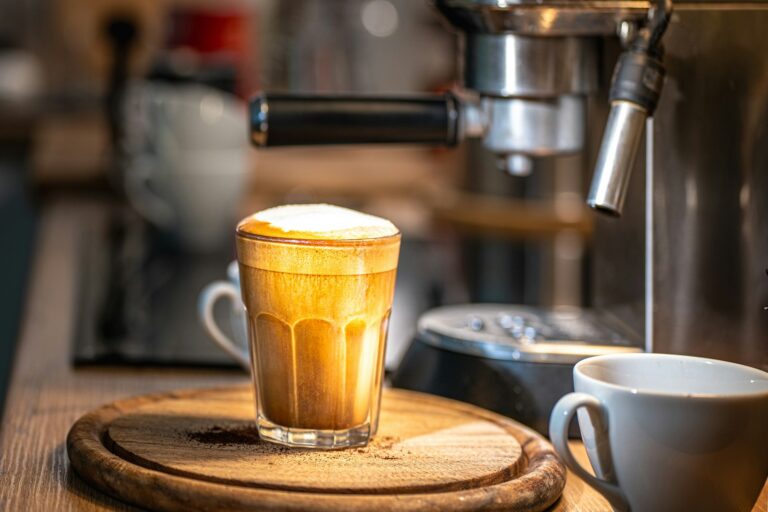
[236,204,401,275]
[238,204,399,241]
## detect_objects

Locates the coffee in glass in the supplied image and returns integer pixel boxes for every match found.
[235,204,400,448]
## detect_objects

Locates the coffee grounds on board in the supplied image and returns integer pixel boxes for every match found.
[186,427,406,459]
[186,425,284,449]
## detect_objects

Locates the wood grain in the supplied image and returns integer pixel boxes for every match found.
[68,386,567,511]
[103,387,525,494]
[0,199,766,512]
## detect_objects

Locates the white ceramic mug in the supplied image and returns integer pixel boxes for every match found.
[549,353,768,512]
[198,261,249,370]
[124,83,249,253]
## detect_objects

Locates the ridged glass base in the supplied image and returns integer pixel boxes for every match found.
[257,415,372,449]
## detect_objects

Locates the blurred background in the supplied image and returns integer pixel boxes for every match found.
[0,0,595,415]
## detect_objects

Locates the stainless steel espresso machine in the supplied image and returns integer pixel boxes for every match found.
[249,0,768,432]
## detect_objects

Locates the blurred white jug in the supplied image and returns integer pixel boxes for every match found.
[124,83,249,253]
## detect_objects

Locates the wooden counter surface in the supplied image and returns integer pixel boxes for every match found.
[0,199,766,511]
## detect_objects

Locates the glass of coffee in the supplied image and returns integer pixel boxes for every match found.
[235,204,400,449]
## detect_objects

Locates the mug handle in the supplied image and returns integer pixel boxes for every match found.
[549,392,629,512]
[198,281,250,371]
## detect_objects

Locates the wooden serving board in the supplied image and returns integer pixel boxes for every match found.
[67,386,566,511]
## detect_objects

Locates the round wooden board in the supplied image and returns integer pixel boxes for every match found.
[67,386,566,512]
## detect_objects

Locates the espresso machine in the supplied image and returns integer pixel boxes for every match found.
[249,0,768,431]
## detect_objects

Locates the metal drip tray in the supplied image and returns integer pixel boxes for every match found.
[418,304,641,365]
[394,304,642,434]
[72,206,240,368]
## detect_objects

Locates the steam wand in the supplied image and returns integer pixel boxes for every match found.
[587,0,673,216]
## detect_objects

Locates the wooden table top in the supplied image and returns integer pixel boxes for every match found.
[0,199,766,511]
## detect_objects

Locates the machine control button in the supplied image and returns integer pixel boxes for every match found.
[496,313,526,330]
[522,326,538,343]
[466,315,485,331]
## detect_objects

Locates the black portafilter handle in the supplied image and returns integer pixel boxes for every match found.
[249,92,461,147]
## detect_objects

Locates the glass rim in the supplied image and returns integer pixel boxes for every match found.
[235,229,401,247]
[575,353,768,400]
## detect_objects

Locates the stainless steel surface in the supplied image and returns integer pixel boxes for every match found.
[651,7,768,368]
[445,15,602,168]
[592,5,768,369]
[459,33,597,162]
[617,20,639,46]
[481,95,585,157]
[434,0,649,36]
[588,0,670,217]
[461,99,485,137]
[464,35,597,97]
[587,101,647,215]
[500,154,533,176]
[417,304,641,364]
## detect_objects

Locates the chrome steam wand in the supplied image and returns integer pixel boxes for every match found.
[587,0,673,216]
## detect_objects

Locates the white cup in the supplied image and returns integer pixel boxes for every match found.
[197,261,249,370]
[124,83,249,253]
[549,353,768,512]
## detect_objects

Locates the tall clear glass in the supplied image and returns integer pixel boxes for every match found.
[236,223,400,449]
